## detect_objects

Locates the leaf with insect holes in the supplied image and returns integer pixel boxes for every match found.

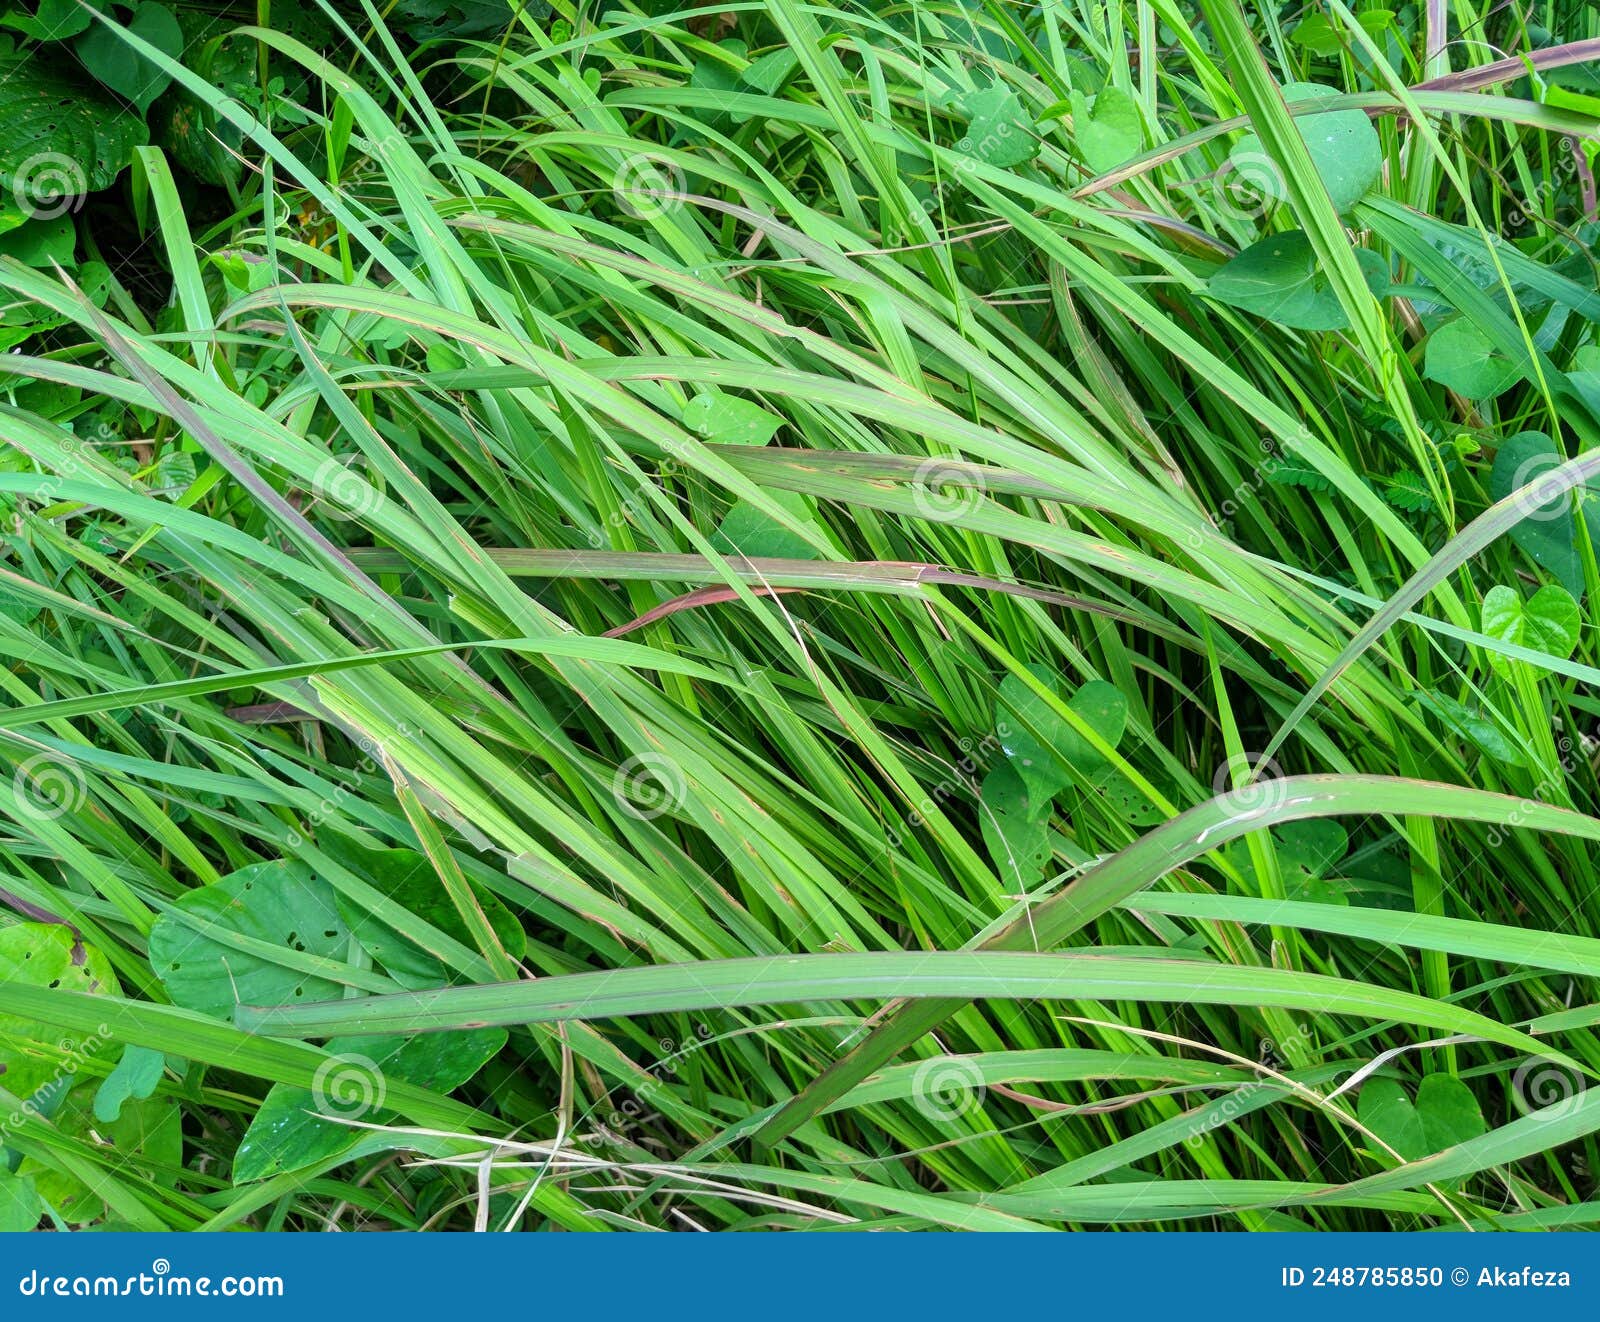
[979,762,1052,888]
[0,215,75,268]
[0,55,148,209]
[1230,82,1382,214]
[148,860,352,1019]
[996,668,1127,808]
[682,391,782,446]
[233,1028,505,1183]
[1480,584,1580,674]
[1208,231,1388,331]
[1424,317,1525,398]
[328,844,526,991]
[1067,85,1141,174]
[0,925,119,1103]
[954,83,1038,168]
[77,2,185,113]
[1227,820,1351,904]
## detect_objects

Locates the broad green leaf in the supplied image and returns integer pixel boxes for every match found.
[1208,231,1387,331]
[0,925,118,1103]
[1410,689,1526,767]
[0,55,147,206]
[1489,431,1589,593]
[1424,317,1524,398]
[330,847,526,990]
[1416,1073,1487,1154]
[1480,583,1580,673]
[954,83,1038,168]
[1358,1074,1485,1186]
[93,1045,166,1124]
[77,2,184,112]
[978,762,1051,888]
[1231,82,1381,213]
[996,669,1127,806]
[741,49,798,94]
[1291,11,1394,56]
[233,1028,505,1183]
[1068,85,1142,174]
[0,1172,38,1232]
[682,391,782,446]
[1358,1077,1430,1162]
[24,1092,180,1224]
[4,0,98,41]
[711,490,820,559]
[148,860,351,1019]
[0,215,75,268]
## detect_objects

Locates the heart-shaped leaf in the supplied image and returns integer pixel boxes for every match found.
[1480,583,1580,673]
[77,3,186,112]
[1068,85,1141,174]
[1231,82,1382,214]
[996,669,1128,807]
[1358,1074,1485,1184]
[1208,231,1387,331]
[233,1028,505,1183]
[1424,317,1525,398]
[148,860,352,1019]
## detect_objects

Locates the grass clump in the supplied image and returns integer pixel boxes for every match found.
[2,0,1600,1230]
